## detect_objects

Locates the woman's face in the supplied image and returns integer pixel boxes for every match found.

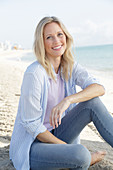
[43,22,66,60]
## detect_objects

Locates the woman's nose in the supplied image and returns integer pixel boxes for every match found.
[53,36,60,43]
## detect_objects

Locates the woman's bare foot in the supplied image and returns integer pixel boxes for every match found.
[90,151,107,166]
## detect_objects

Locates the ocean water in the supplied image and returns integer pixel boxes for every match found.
[21,44,113,74]
[74,44,113,72]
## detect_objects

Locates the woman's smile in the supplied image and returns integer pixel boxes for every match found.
[52,45,62,50]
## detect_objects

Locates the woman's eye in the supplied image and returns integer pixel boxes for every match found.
[46,35,53,40]
[47,36,51,39]
[58,33,63,36]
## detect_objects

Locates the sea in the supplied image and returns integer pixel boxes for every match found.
[20,44,113,77]
[74,44,113,73]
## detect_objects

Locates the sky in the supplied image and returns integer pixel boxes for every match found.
[0,0,113,49]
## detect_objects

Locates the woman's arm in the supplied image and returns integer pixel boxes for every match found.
[37,130,67,144]
[67,83,105,104]
[49,83,105,129]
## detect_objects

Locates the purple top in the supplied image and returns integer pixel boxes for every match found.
[44,71,65,131]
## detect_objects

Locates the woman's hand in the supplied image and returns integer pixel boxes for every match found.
[49,97,71,129]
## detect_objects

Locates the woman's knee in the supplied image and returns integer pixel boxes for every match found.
[85,97,101,106]
[84,97,105,111]
[71,144,91,169]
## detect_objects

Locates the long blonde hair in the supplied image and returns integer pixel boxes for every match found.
[33,16,74,81]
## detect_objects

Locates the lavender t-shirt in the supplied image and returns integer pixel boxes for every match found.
[43,71,65,131]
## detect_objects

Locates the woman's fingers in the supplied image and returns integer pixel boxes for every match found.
[54,112,58,128]
[58,113,61,125]
[49,98,71,128]
[50,108,62,128]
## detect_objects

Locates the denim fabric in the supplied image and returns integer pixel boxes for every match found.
[30,97,113,170]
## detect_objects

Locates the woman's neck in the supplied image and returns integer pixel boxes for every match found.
[49,57,61,74]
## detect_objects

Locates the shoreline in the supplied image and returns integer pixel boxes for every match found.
[0,50,113,169]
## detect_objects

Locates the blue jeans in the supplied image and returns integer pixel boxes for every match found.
[30,97,113,170]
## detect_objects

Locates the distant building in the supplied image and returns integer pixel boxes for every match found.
[0,41,22,51]
[12,43,22,50]
[4,41,12,50]
[0,42,4,51]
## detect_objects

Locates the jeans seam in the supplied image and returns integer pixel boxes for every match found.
[30,159,83,168]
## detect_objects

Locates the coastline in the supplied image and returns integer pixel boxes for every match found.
[0,50,113,169]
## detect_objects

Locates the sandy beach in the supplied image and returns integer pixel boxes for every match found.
[0,50,113,170]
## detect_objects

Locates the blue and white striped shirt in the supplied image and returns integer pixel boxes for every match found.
[9,61,101,170]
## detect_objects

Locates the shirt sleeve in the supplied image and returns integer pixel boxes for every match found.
[73,63,103,89]
[20,72,47,139]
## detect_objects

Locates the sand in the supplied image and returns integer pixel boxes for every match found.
[0,50,113,170]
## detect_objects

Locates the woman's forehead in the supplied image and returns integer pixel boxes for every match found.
[44,22,63,36]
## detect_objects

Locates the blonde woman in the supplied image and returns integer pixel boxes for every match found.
[10,16,113,170]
